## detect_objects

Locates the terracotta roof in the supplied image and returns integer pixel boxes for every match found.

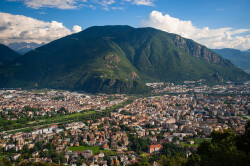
[148,144,163,149]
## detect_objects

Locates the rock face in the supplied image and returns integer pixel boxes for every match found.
[173,36,230,65]
[0,25,249,93]
[0,44,20,66]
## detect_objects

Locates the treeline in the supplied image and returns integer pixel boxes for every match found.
[186,121,250,166]
[131,120,250,166]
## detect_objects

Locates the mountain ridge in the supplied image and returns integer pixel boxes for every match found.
[0,44,21,66]
[213,48,250,72]
[8,42,44,55]
[0,25,249,93]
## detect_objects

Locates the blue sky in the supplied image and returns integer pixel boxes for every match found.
[0,0,250,50]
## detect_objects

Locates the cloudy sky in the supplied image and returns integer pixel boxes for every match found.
[0,0,250,50]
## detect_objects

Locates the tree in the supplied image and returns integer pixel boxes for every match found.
[0,158,12,166]
[51,152,60,164]
[21,145,29,153]
[162,143,185,157]
[30,146,38,153]
[187,121,250,166]
[164,153,187,166]
[35,141,43,151]
[236,120,250,164]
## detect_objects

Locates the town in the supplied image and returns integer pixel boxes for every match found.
[0,82,249,166]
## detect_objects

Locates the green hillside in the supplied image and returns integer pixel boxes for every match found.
[0,26,249,93]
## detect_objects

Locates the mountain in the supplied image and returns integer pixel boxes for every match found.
[8,42,44,55]
[0,25,249,93]
[245,49,250,53]
[213,48,250,73]
[0,44,20,66]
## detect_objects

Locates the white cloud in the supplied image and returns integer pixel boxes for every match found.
[141,11,250,50]
[7,0,155,10]
[24,0,79,9]
[0,12,82,44]
[73,25,82,33]
[111,6,124,10]
[92,0,115,10]
[125,0,155,6]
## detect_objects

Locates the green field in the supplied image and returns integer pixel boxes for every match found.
[194,138,211,144]
[68,146,109,155]
[49,111,96,121]
[8,127,34,134]
[244,116,250,119]
[181,138,211,147]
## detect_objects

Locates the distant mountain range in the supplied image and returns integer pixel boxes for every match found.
[0,25,249,93]
[213,48,250,73]
[0,44,20,66]
[245,49,250,53]
[8,42,44,55]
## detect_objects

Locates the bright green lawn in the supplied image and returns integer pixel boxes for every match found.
[181,138,211,147]
[194,138,211,144]
[68,146,109,155]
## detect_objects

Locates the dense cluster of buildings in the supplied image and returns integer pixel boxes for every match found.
[149,81,250,94]
[0,86,249,165]
[0,90,126,121]
[119,94,248,135]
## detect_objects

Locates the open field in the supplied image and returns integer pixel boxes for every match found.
[45,111,96,122]
[8,127,34,134]
[194,138,211,144]
[68,146,109,155]
[181,138,212,147]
